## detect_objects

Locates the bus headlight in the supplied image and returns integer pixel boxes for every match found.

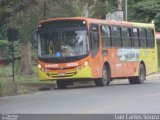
[38,64,42,69]
[84,61,88,66]
[76,61,89,70]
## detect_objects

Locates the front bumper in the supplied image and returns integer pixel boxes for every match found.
[38,66,92,81]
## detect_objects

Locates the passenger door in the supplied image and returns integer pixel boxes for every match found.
[90,24,102,78]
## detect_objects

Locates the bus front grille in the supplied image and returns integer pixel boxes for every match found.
[48,67,76,70]
[47,71,77,78]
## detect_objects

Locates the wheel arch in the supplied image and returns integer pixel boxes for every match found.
[103,61,111,77]
[139,61,146,75]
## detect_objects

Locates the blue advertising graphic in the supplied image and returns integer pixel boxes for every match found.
[118,49,140,61]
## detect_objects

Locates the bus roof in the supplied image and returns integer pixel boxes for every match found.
[39,17,155,29]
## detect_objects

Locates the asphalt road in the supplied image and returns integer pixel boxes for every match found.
[1,78,160,114]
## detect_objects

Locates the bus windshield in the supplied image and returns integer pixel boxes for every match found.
[38,28,89,59]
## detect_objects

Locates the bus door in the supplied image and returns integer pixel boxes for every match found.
[90,24,102,78]
[101,25,117,77]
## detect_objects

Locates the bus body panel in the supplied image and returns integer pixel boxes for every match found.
[37,55,93,80]
[38,66,92,80]
[102,48,139,78]
[37,17,158,82]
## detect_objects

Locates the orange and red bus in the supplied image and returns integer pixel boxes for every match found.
[37,17,158,89]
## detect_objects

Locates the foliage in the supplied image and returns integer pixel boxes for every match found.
[0,40,20,61]
[0,63,16,96]
[0,78,16,96]
[60,3,82,17]
[80,0,116,18]
[128,0,160,31]
[40,0,83,18]
[0,23,8,39]
[154,13,160,31]
[1,0,160,96]
[93,0,115,19]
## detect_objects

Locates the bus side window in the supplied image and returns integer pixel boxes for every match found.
[90,24,100,58]
[121,27,131,47]
[111,26,121,47]
[101,25,111,48]
[40,32,50,54]
[132,28,139,48]
[146,29,154,48]
[139,28,147,48]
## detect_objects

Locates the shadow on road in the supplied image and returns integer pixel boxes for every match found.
[53,79,159,90]
[20,79,159,93]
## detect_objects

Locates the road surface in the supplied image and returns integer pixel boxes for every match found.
[0,77,160,114]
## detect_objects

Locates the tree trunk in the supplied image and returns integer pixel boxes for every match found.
[82,0,98,18]
[83,2,89,17]
[20,40,33,75]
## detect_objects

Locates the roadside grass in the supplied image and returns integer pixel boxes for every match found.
[0,64,54,97]
[16,74,53,84]
[0,64,15,96]
[0,77,15,96]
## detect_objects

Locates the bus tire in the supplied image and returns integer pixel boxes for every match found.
[128,77,136,84]
[136,64,146,84]
[95,65,111,86]
[56,80,67,89]
[129,64,146,84]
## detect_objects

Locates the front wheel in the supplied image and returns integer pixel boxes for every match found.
[56,80,67,89]
[95,65,111,86]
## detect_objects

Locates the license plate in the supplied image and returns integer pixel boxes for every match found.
[58,73,66,76]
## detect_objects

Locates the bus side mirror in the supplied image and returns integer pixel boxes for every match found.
[31,30,38,48]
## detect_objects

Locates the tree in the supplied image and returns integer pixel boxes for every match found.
[0,0,37,26]
[0,0,38,74]
[128,0,160,31]
[93,0,115,19]
[80,0,116,18]
[13,0,42,74]
[0,0,13,39]
[154,13,160,31]
[40,0,82,18]
[12,0,84,74]
[0,0,116,75]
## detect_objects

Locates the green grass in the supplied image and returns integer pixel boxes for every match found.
[0,63,52,84]
[15,75,53,84]
[0,64,54,96]
[0,64,15,96]
[0,77,16,96]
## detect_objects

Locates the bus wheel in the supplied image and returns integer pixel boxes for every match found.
[56,80,67,89]
[136,64,146,84]
[95,65,111,86]
[128,77,136,84]
[129,64,146,84]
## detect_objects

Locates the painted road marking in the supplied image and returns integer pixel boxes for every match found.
[85,100,135,113]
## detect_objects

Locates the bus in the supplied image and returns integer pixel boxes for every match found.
[156,32,160,68]
[36,17,158,89]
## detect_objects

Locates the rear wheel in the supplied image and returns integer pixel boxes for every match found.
[129,64,146,84]
[56,80,67,89]
[95,65,111,86]
[137,64,146,84]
